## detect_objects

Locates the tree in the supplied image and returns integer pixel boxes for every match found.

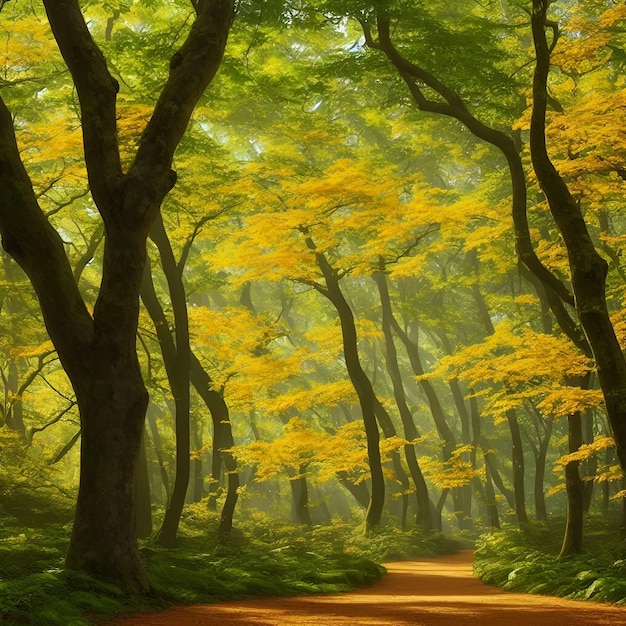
[0,0,233,591]
[529,0,626,472]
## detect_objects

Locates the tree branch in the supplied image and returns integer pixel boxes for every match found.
[43,0,123,212]
[128,0,235,227]
[362,9,575,309]
[0,96,94,361]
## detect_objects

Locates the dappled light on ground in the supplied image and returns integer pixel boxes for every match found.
[108,550,626,625]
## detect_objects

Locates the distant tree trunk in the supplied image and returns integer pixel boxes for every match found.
[140,247,190,548]
[506,409,528,524]
[4,360,25,437]
[146,403,170,504]
[134,430,152,539]
[560,411,584,558]
[301,231,384,532]
[373,267,434,530]
[337,472,370,509]
[390,317,470,530]
[524,401,553,521]
[468,279,528,525]
[470,394,500,529]
[482,446,516,513]
[192,419,204,503]
[189,352,239,541]
[534,439,549,522]
[582,409,597,513]
[312,485,332,524]
[289,468,312,527]
[483,467,500,530]
[2,255,27,438]
[447,375,474,529]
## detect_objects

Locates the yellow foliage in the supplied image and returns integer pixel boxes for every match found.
[231,417,371,485]
[419,444,481,490]
[9,341,54,359]
[433,322,599,421]
[554,435,615,468]
[0,14,57,72]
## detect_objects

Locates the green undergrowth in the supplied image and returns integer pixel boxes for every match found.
[474,515,626,605]
[0,503,462,625]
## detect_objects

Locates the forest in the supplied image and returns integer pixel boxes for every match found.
[1,0,626,623]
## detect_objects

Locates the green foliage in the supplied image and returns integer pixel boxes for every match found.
[474,516,626,604]
[2,504,472,624]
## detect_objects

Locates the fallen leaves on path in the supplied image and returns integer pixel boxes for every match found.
[108,550,626,625]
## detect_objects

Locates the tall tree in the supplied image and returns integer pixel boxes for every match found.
[0,0,233,590]
[529,0,626,471]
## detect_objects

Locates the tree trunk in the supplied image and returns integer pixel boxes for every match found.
[289,469,312,527]
[373,268,433,530]
[146,403,170,504]
[470,394,500,529]
[560,412,584,558]
[189,352,239,541]
[530,1,626,473]
[134,429,153,539]
[481,468,500,530]
[534,437,549,522]
[302,232,385,531]
[390,315,470,530]
[582,409,597,513]
[192,421,205,503]
[140,254,190,547]
[506,409,528,524]
[0,0,233,590]
[64,345,151,592]
[337,472,371,509]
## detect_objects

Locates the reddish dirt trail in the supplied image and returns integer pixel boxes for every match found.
[108,550,626,625]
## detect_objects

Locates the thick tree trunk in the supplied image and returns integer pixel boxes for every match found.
[0,0,233,590]
[65,347,150,592]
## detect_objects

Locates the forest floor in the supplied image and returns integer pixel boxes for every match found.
[107,550,626,625]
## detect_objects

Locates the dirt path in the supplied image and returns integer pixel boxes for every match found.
[108,550,626,625]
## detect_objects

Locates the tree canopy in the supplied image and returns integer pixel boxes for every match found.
[1,0,625,604]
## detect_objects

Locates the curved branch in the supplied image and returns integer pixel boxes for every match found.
[130,0,235,210]
[43,0,123,211]
[0,97,94,361]
[362,9,574,310]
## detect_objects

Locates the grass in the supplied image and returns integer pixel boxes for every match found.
[0,499,462,625]
[474,514,626,605]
